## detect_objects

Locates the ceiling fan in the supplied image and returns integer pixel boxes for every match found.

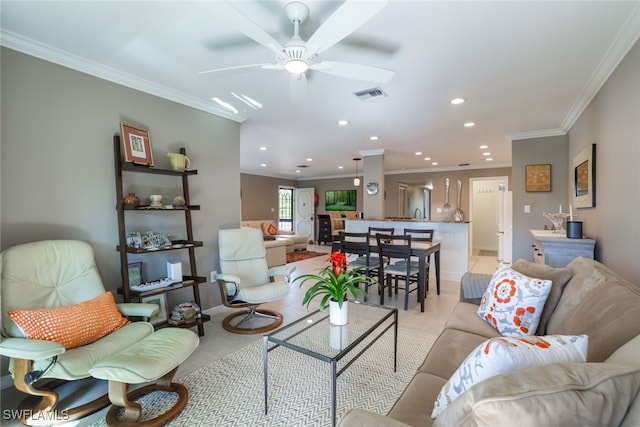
[199,0,396,102]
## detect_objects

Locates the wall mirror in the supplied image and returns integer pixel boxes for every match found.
[573,144,596,208]
[397,181,432,220]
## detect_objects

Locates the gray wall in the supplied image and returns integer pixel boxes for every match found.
[511,135,569,261]
[1,48,241,313]
[241,173,297,221]
[567,39,640,283]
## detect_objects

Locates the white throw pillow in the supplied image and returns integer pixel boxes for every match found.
[431,334,588,419]
[477,266,552,336]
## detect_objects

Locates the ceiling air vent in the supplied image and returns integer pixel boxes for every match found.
[354,87,387,102]
[458,163,470,167]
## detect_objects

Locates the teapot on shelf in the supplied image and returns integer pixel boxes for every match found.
[167,152,191,172]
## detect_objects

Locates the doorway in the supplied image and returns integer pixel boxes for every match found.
[469,176,508,256]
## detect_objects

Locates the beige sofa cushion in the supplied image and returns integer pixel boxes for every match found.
[387,372,445,427]
[433,362,640,427]
[419,328,492,378]
[545,257,640,362]
[511,259,573,335]
[445,303,502,339]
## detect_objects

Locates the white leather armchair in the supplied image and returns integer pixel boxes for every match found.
[216,228,295,334]
[0,240,173,425]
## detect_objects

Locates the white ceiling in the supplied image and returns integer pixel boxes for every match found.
[2,1,639,180]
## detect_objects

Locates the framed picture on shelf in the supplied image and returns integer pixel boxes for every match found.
[127,262,143,287]
[525,164,551,192]
[120,123,154,166]
[141,294,168,325]
[126,231,143,249]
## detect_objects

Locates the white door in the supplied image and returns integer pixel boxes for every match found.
[294,187,315,244]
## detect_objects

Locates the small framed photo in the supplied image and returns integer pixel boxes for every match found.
[525,164,551,192]
[126,231,143,249]
[128,262,143,287]
[141,294,168,325]
[120,123,154,166]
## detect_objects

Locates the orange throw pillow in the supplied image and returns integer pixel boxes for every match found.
[262,222,278,236]
[8,292,130,350]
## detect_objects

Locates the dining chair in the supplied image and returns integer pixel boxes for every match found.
[338,231,375,301]
[375,233,420,310]
[366,226,394,280]
[394,228,436,295]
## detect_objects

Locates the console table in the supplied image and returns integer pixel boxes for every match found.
[529,229,595,268]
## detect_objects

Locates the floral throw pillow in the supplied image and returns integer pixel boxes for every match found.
[477,266,552,336]
[431,334,588,418]
[261,222,278,236]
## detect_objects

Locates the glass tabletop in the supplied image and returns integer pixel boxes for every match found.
[265,301,397,361]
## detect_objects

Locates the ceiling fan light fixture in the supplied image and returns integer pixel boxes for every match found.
[285,59,309,74]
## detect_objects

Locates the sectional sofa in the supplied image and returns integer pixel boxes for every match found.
[339,257,640,426]
[240,220,307,253]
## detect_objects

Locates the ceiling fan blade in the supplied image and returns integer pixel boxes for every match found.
[202,1,284,56]
[290,73,308,104]
[305,0,389,57]
[199,63,276,75]
[311,61,395,84]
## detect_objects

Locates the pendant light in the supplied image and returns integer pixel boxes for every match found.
[353,157,361,187]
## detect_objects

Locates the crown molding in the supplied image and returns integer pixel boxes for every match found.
[359,148,386,156]
[561,2,640,131]
[505,128,567,142]
[0,30,246,123]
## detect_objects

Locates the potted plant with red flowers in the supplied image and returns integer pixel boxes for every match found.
[293,251,376,325]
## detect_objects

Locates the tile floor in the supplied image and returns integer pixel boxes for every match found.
[0,243,498,426]
[180,244,499,376]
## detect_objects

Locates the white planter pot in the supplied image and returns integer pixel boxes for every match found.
[329,299,348,326]
[330,324,348,350]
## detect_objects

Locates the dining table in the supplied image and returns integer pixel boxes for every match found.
[368,238,441,312]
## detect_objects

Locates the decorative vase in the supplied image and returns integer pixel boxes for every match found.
[123,192,140,209]
[329,299,348,326]
[173,195,186,208]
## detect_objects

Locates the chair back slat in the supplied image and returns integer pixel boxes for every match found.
[375,233,412,260]
[338,231,369,257]
[403,228,434,242]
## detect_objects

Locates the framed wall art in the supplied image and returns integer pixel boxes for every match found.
[127,262,143,287]
[120,123,154,166]
[573,144,596,208]
[141,294,168,325]
[525,164,551,192]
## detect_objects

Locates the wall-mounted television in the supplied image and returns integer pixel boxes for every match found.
[325,190,357,211]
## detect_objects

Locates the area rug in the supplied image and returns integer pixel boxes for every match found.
[90,328,435,427]
[286,250,328,263]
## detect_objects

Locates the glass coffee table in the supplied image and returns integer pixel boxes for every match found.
[263,301,398,426]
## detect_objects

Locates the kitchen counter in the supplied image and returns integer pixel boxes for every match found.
[345,219,470,281]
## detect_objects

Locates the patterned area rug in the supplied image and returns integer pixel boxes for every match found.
[286,250,328,263]
[90,328,435,427]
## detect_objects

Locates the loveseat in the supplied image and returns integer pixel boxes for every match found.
[241,220,307,253]
[339,257,640,426]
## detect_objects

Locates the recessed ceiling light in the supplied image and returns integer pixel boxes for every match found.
[338,166,344,169]
[212,97,238,114]
[306,158,312,162]
[432,162,438,166]
[369,136,379,141]
[424,157,431,161]
[337,119,349,126]
[296,170,301,173]
[260,163,267,167]
[486,158,493,161]
[415,151,422,156]
[479,145,488,149]
[450,98,466,105]
[464,122,475,127]
[483,152,491,156]
[259,146,267,151]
